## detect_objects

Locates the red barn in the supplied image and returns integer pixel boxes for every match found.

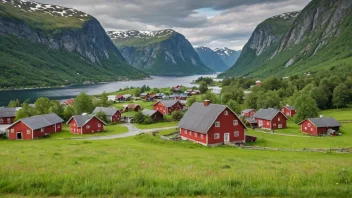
[281,105,296,118]
[67,115,107,135]
[92,107,121,122]
[123,104,141,112]
[253,109,288,130]
[142,109,164,122]
[241,109,256,117]
[153,100,183,115]
[64,99,74,106]
[298,117,341,136]
[7,114,64,140]
[178,100,247,146]
[0,108,16,124]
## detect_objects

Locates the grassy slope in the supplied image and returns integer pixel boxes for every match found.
[113,34,174,48]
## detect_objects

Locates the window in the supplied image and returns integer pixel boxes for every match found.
[233,120,238,126]
[11,129,14,133]
[195,133,198,137]
[86,125,90,129]
[7,118,11,122]
[273,123,277,127]
[98,124,101,127]
[58,125,60,128]
[184,129,187,134]
[190,131,193,136]
[304,127,307,130]
[201,134,204,139]
[73,123,76,126]
[308,123,311,127]
[311,128,313,132]
[41,128,44,132]
[215,121,220,127]
[0,118,3,123]
[278,117,281,121]
[224,111,228,115]
[267,121,269,125]
[26,130,30,135]
[234,131,239,137]
[214,133,220,139]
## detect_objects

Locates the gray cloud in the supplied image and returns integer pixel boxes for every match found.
[36,0,311,50]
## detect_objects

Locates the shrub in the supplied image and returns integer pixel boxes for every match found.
[143,116,153,124]
[171,111,184,121]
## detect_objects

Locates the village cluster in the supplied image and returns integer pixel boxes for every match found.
[0,84,342,146]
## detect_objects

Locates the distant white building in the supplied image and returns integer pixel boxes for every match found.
[108,95,117,101]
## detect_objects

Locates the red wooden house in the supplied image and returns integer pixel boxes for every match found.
[253,109,288,130]
[67,115,107,135]
[0,108,16,124]
[92,107,121,122]
[178,100,247,146]
[256,81,261,86]
[153,100,183,115]
[298,117,341,136]
[123,104,141,112]
[7,114,64,140]
[142,109,164,122]
[241,109,256,117]
[64,99,74,106]
[281,105,296,118]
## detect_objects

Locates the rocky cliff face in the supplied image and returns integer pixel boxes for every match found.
[0,0,146,88]
[221,0,352,78]
[214,47,241,67]
[108,30,214,76]
[195,47,229,72]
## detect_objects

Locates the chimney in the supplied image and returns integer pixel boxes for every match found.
[204,100,211,107]
[320,115,324,118]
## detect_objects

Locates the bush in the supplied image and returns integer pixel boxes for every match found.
[143,116,153,124]
[133,112,145,124]
[171,111,184,121]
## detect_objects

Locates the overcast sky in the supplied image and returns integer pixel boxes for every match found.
[37,0,311,50]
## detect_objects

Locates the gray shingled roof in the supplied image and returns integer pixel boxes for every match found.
[254,108,286,121]
[246,117,257,124]
[242,109,255,113]
[92,107,119,117]
[142,109,158,117]
[283,106,295,111]
[0,108,16,118]
[300,117,341,127]
[178,102,244,134]
[157,100,179,108]
[68,115,94,127]
[10,114,64,130]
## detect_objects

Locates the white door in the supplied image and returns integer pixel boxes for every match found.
[278,124,282,129]
[259,120,263,127]
[224,133,230,142]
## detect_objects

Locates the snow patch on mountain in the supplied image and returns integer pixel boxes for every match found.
[107,29,175,39]
[270,11,300,20]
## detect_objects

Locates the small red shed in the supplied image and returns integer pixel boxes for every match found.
[253,108,288,130]
[178,100,247,146]
[64,99,75,106]
[7,114,64,140]
[153,100,183,115]
[281,105,296,118]
[124,104,141,112]
[298,117,341,136]
[92,107,121,123]
[0,108,16,124]
[67,115,107,135]
[241,109,256,117]
[142,109,164,122]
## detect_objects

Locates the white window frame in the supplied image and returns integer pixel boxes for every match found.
[7,118,11,122]
[201,134,204,139]
[190,131,193,136]
[184,129,187,134]
[234,131,239,137]
[278,117,281,122]
[195,133,198,137]
[57,125,60,128]
[41,128,44,132]
[308,123,311,127]
[304,127,307,130]
[98,124,101,127]
[11,129,14,133]
[86,125,90,129]
[273,123,277,127]
[0,118,3,122]
[26,130,31,135]
[214,133,220,139]
[311,128,313,131]
[224,111,228,115]
[215,121,220,127]
[233,120,238,126]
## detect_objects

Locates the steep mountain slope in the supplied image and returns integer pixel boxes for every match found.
[0,0,147,88]
[215,48,241,67]
[107,30,214,76]
[195,47,229,72]
[221,0,352,78]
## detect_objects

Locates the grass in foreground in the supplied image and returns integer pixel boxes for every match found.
[49,124,128,139]
[133,121,179,129]
[0,135,351,197]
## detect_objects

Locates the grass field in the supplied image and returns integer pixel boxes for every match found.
[49,124,128,139]
[134,121,179,129]
[320,106,352,121]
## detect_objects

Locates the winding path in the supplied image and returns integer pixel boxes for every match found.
[75,124,178,140]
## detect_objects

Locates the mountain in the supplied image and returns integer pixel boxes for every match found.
[107,30,214,76]
[221,0,352,78]
[214,48,241,67]
[0,0,147,89]
[195,47,229,72]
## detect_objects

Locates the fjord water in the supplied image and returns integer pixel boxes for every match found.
[0,74,217,106]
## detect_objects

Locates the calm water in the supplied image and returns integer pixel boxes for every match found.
[0,74,217,106]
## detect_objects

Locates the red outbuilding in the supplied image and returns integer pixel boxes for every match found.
[256,80,261,86]
[153,100,183,115]
[7,114,64,140]
[92,107,121,122]
[298,117,341,136]
[0,108,16,124]
[64,99,75,106]
[281,105,296,118]
[142,109,164,122]
[253,108,288,130]
[123,104,141,112]
[178,100,247,146]
[241,109,256,117]
[67,115,107,135]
